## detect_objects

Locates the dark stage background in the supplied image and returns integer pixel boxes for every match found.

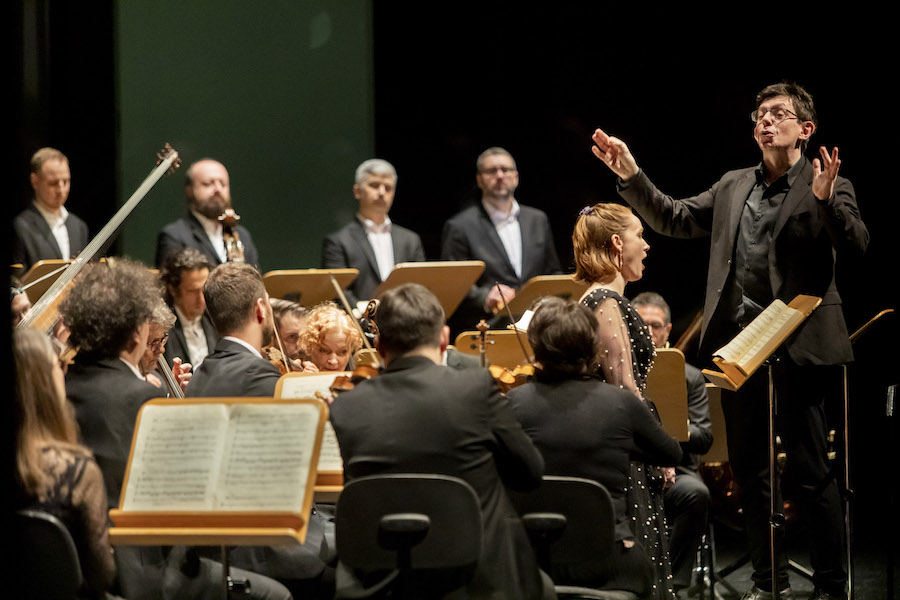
[12,2,898,594]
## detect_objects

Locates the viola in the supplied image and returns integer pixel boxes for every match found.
[219,208,245,263]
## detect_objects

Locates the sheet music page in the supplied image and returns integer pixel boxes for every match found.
[215,403,320,511]
[278,373,345,471]
[121,404,229,511]
[716,299,788,366]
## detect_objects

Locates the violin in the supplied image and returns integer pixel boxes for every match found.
[329,363,380,396]
[478,288,538,393]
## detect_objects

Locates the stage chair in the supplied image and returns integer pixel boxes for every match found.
[333,473,482,599]
[14,508,83,600]
[508,475,639,600]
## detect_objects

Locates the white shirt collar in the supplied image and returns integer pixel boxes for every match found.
[119,357,145,380]
[482,198,520,226]
[223,335,263,359]
[359,214,392,234]
[34,201,69,227]
[191,209,223,238]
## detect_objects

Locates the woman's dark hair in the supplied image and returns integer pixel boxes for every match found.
[528,296,599,379]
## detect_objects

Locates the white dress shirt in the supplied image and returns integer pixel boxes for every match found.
[359,214,395,282]
[34,202,72,260]
[175,304,210,367]
[191,209,227,263]
[120,357,146,381]
[482,199,523,278]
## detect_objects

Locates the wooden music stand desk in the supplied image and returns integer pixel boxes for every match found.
[275,372,348,501]
[263,269,358,306]
[500,274,589,319]
[372,260,485,319]
[18,259,73,302]
[644,348,690,442]
[109,397,327,549]
[453,329,533,370]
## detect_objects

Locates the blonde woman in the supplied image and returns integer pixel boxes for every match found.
[298,301,364,372]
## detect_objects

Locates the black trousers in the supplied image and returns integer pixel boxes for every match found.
[721,361,846,596]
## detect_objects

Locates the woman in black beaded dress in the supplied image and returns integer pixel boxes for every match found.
[573,202,677,600]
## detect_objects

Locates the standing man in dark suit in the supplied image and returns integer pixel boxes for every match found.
[187,261,331,598]
[441,147,561,334]
[155,158,260,269]
[13,147,90,270]
[633,291,713,597]
[591,82,868,600]
[160,247,218,369]
[321,159,425,308]
[329,283,551,599]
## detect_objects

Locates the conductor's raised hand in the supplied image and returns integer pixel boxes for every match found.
[591,128,640,180]
[812,146,841,201]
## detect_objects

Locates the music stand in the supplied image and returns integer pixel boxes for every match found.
[644,348,690,442]
[371,260,485,319]
[842,308,895,600]
[275,372,348,502]
[703,295,820,600]
[109,397,327,598]
[18,259,72,302]
[453,329,532,370]
[497,274,589,319]
[263,269,358,305]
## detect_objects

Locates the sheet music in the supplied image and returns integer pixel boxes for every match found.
[278,373,345,471]
[121,404,229,511]
[716,299,790,366]
[216,403,319,511]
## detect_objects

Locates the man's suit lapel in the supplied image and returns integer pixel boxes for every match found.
[25,206,63,259]
[187,214,224,265]
[723,171,758,255]
[773,158,812,239]
[350,219,382,281]
[517,210,541,281]
[475,204,518,282]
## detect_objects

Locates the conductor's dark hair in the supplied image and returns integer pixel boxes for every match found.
[756,81,817,152]
[59,259,160,361]
[375,283,445,356]
[528,296,599,380]
[203,262,267,336]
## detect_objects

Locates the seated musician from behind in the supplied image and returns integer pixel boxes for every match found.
[506,296,682,598]
[297,301,363,372]
[13,327,115,599]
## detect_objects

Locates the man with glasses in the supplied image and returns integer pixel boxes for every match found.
[441,147,561,334]
[590,82,867,600]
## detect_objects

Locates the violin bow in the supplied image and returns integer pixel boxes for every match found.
[496,282,534,367]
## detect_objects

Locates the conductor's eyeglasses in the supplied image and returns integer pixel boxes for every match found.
[751,106,799,124]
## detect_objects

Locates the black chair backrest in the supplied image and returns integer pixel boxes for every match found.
[508,475,616,565]
[335,473,483,571]
[14,508,83,600]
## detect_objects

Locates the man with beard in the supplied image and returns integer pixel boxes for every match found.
[186,261,333,599]
[155,158,260,269]
[186,262,280,397]
[441,147,561,334]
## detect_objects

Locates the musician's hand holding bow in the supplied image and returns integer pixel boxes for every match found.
[591,128,640,181]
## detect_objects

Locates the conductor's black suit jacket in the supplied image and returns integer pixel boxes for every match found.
[321,218,426,305]
[329,354,547,599]
[13,204,90,270]
[618,157,868,366]
[155,213,260,269]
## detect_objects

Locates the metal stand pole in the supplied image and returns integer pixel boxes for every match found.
[767,360,786,599]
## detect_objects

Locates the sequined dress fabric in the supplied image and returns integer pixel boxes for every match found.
[582,287,674,600]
